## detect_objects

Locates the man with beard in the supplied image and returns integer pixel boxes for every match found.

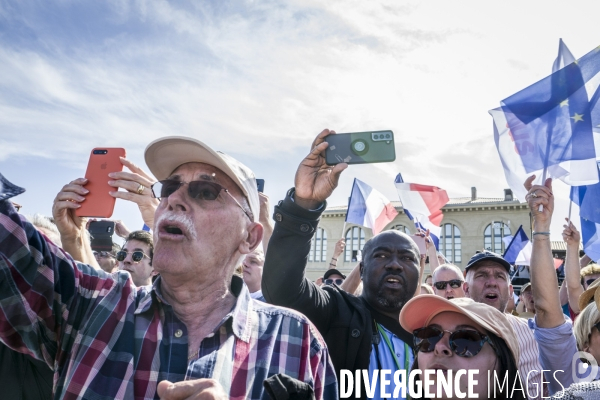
[263,129,420,399]
[463,250,546,399]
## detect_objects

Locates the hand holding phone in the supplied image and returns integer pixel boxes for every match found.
[76,148,126,218]
[325,130,395,165]
[88,220,115,252]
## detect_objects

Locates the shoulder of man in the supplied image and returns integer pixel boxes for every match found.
[252,299,330,347]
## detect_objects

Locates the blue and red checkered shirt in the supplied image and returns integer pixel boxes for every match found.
[0,198,337,399]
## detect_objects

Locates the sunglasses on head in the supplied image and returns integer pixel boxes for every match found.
[151,179,252,221]
[94,251,115,259]
[413,326,494,358]
[324,278,344,286]
[433,279,463,291]
[116,250,151,263]
[586,278,598,287]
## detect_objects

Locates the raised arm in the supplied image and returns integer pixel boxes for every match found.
[0,174,119,364]
[262,129,347,331]
[525,176,581,394]
[340,262,361,294]
[52,178,100,268]
[258,193,274,253]
[525,176,564,328]
[562,220,584,314]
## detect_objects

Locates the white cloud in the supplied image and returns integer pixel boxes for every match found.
[1,0,600,238]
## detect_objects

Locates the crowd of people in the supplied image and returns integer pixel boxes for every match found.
[1,129,600,399]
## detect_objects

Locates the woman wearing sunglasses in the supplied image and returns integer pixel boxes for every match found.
[400,295,525,399]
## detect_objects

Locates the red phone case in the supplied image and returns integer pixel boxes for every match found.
[76,148,126,218]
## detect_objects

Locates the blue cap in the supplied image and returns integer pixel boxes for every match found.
[465,250,511,273]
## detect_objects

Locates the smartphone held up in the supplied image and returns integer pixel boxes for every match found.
[76,148,126,218]
[325,130,396,166]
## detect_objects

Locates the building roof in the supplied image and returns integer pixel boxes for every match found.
[324,197,523,214]
[551,241,583,251]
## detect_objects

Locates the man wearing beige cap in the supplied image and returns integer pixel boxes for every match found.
[0,138,337,400]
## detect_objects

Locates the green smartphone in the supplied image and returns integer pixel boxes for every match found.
[324,130,396,165]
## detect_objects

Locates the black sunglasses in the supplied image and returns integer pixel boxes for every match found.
[413,326,494,358]
[151,179,252,221]
[586,278,598,287]
[116,250,151,263]
[324,278,344,286]
[433,279,463,291]
[94,251,115,259]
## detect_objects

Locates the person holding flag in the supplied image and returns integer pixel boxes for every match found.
[263,129,420,399]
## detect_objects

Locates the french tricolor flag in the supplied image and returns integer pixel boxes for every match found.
[345,178,399,235]
[503,225,532,266]
[394,174,449,248]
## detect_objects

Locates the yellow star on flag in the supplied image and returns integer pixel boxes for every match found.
[571,113,584,123]
[560,99,569,107]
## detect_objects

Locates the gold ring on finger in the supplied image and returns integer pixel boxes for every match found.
[136,184,145,195]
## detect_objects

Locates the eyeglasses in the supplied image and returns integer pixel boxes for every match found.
[433,279,464,291]
[93,251,115,259]
[324,278,344,286]
[413,326,495,358]
[116,250,151,263]
[151,179,252,221]
[586,278,598,288]
[11,202,22,212]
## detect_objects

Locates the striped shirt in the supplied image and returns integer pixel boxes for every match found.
[0,198,337,399]
[506,313,547,399]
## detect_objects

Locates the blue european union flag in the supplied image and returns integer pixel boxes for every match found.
[500,44,600,185]
[570,176,600,262]
[570,165,600,224]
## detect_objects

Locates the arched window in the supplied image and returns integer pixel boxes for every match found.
[345,226,366,262]
[389,224,411,234]
[440,223,462,263]
[484,222,511,254]
[309,228,328,262]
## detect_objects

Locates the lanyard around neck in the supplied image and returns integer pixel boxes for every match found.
[376,322,411,372]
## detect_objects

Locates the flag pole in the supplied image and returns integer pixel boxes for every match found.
[341,222,347,239]
[538,167,548,213]
[568,197,573,224]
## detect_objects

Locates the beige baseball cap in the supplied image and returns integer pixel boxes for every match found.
[144,136,259,222]
[579,278,600,312]
[400,295,520,365]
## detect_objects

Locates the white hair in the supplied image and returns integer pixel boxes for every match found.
[26,213,62,245]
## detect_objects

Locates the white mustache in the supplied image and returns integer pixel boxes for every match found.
[155,213,197,240]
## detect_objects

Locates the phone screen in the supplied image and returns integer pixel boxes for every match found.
[256,179,265,193]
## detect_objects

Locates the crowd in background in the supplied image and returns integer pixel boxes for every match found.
[1,129,600,399]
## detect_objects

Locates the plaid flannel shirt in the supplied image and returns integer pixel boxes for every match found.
[0,192,337,399]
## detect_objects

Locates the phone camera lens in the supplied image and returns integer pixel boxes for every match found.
[374,134,379,139]
[386,134,390,139]
[354,142,366,152]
